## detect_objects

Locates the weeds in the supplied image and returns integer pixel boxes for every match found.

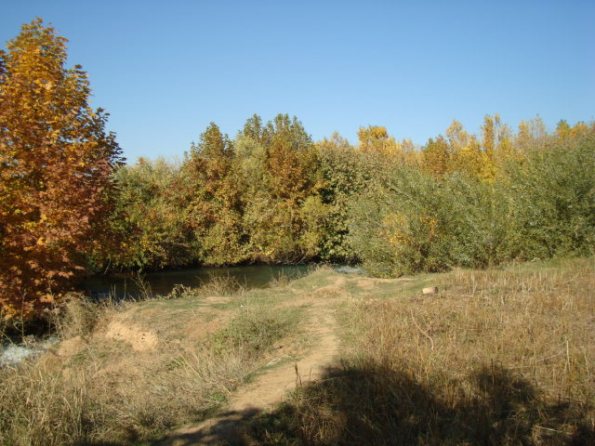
[269,272,291,288]
[212,304,300,357]
[132,271,153,300]
[2,258,592,445]
[244,257,594,445]
[0,360,87,446]
[167,273,244,300]
[50,294,103,339]
[196,273,244,297]
[0,276,295,445]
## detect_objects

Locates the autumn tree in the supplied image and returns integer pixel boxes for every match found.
[422,136,451,177]
[556,119,592,142]
[515,116,548,152]
[183,123,245,264]
[237,114,318,262]
[0,19,122,319]
[357,125,402,158]
[446,120,484,179]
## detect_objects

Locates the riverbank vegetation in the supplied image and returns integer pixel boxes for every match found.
[1,20,594,321]
[108,116,594,279]
[0,277,307,445]
[1,258,593,445]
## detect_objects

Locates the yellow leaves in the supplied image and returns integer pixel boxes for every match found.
[383,213,409,248]
[0,301,18,320]
[382,212,440,257]
[421,215,438,241]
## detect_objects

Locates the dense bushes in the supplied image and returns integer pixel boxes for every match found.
[99,115,594,278]
[349,131,595,276]
[502,136,595,259]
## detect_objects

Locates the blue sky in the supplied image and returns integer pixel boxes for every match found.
[2,0,594,162]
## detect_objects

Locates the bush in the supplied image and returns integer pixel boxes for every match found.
[348,136,595,276]
[500,136,595,259]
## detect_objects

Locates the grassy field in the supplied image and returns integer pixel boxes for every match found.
[245,258,595,445]
[0,277,309,445]
[1,257,593,445]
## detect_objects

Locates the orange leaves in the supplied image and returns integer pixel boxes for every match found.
[0,19,122,319]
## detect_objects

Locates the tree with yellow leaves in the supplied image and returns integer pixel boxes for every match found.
[422,136,451,177]
[0,19,122,319]
[446,120,484,179]
[357,125,402,158]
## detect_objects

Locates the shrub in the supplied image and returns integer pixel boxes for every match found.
[348,136,595,277]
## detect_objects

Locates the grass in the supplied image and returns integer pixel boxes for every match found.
[211,304,302,357]
[243,257,595,445]
[2,257,593,445]
[0,275,304,446]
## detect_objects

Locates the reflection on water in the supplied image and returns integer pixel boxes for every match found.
[82,264,314,300]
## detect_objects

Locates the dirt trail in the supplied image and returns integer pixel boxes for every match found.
[161,298,339,446]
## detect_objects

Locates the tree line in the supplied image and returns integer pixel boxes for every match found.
[105,114,594,278]
[1,20,594,319]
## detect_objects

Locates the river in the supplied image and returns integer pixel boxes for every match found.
[82,264,316,300]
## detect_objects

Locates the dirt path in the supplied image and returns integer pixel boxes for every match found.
[160,299,339,446]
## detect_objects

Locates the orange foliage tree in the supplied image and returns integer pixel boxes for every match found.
[0,19,123,319]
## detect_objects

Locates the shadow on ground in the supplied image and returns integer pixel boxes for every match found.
[157,362,593,446]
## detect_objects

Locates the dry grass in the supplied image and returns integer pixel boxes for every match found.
[2,258,593,445]
[246,257,594,445]
[0,277,300,445]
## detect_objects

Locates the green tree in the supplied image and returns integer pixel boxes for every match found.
[183,123,245,264]
[312,133,368,261]
[111,159,194,270]
[238,114,318,262]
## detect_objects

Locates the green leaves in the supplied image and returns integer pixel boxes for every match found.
[348,134,595,277]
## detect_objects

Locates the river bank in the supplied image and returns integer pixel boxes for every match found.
[1,257,593,445]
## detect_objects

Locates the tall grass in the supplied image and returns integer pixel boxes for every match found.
[246,258,594,445]
[0,282,296,445]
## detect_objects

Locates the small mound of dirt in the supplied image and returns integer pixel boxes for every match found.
[105,320,158,352]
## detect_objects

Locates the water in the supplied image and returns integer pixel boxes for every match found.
[0,337,59,367]
[82,264,314,300]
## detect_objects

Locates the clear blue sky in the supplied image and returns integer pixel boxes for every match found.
[2,0,594,162]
